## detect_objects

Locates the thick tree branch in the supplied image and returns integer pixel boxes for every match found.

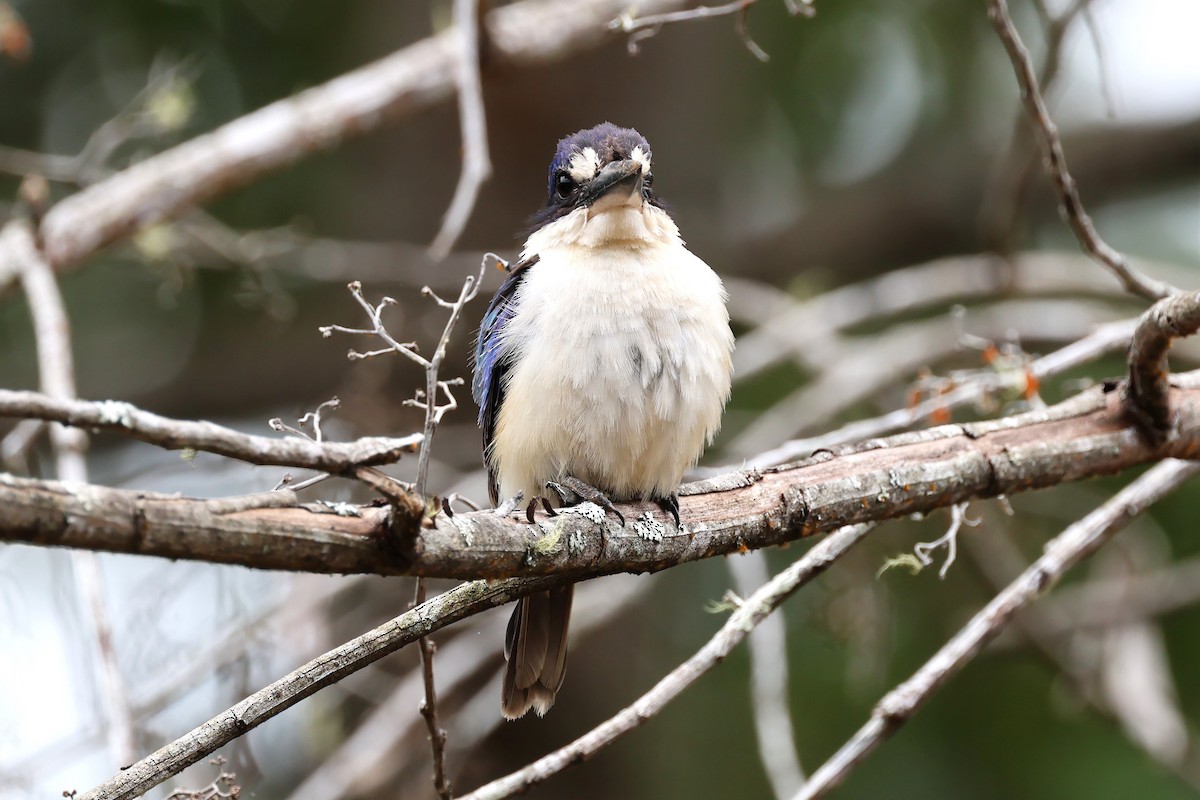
[6,376,1200,577]
[0,0,690,289]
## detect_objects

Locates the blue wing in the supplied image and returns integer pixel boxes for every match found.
[472,255,538,505]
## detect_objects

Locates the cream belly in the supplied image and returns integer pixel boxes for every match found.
[492,239,733,502]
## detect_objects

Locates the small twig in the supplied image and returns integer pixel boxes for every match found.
[456,524,873,800]
[793,459,1200,800]
[1123,290,1200,445]
[608,0,812,58]
[986,0,1177,301]
[429,0,493,259]
[981,0,1091,253]
[414,580,452,800]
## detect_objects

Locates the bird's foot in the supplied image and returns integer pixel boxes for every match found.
[546,476,626,526]
[655,493,681,528]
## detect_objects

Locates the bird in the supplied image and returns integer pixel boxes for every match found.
[472,122,734,719]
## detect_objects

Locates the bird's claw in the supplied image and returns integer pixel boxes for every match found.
[546,476,626,526]
[656,493,681,528]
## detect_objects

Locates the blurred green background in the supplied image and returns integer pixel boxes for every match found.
[2,0,1200,798]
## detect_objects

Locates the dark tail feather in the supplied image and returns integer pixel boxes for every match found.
[501,586,574,719]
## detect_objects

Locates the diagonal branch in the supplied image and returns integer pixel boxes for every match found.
[0,0,694,290]
[457,523,872,800]
[74,574,570,800]
[429,0,493,259]
[986,0,1178,301]
[793,458,1200,799]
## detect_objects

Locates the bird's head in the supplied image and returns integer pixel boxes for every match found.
[524,123,678,251]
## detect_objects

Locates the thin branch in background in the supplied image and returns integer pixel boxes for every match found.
[981,0,1090,253]
[728,551,806,799]
[965,529,1200,790]
[456,524,873,800]
[414,577,452,800]
[986,0,1177,301]
[608,0,813,59]
[2,219,137,768]
[728,315,1135,471]
[429,0,492,260]
[793,459,1200,800]
[0,417,43,472]
[1123,290,1200,445]
[0,59,196,185]
[0,388,424,473]
[75,574,571,800]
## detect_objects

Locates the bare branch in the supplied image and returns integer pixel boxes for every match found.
[986,0,1178,300]
[0,0,695,289]
[608,0,813,58]
[0,388,423,473]
[9,376,1200,577]
[413,580,452,800]
[728,551,805,798]
[793,458,1200,800]
[429,0,493,259]
[74,574,570,800]
[457,523,872,800]
[5,218,137,768]
[727,314,1136,471]
[1123,290,1200,445]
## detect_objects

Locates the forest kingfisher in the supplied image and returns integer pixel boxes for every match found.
[472,123,734,719]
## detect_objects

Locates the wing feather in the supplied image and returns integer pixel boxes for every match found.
[472,255,538,505]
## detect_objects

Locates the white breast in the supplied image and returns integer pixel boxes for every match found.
[492,226,733,502]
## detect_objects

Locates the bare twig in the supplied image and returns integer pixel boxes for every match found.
[429,0,493,259]
[986,0,1177,301]
[608,0,813,58]
[456,524,872,800]
[981,0,1091,253]
[793,459,1200,800]
[0,389,423,472]
[728,552,805,798]
[1123,290,1200,445]
[413,580,452,800]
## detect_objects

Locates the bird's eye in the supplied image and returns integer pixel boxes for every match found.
[555,173,573,198]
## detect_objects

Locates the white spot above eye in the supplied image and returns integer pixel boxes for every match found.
[568,147,601,183]
[630,145,651,174]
